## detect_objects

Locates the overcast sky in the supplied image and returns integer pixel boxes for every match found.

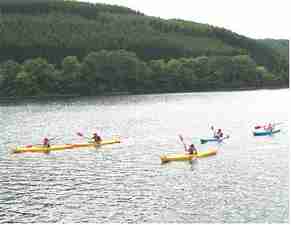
[82,0,290,39]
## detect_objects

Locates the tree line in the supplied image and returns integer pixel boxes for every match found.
[0,49,283,97]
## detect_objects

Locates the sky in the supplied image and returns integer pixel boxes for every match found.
[81,0,290,39]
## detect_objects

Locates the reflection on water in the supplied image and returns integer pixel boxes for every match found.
[0,89,289,223]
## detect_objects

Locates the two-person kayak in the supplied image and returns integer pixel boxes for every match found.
[12,138,121,154]
[160,149,217,163]
[253,122,282,136]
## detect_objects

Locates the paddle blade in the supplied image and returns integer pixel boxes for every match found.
[200,139,207,144]
[178,134,184,142]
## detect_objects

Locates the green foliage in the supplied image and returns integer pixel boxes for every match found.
[258,39,289,59]
[0,49,287,97]
[3,57,58,96]
[0,1,288,97]
[256,66,277,81]
[80,49,151,93]
[0,60,21,96]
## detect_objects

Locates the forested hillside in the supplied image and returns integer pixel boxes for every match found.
[0,0,289,97]
[258,39,289,59]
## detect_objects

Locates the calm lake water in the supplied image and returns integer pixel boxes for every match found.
[0,89,289,223]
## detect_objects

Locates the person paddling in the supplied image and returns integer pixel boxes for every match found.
[212,126,223,139]
[187,144,198,155]
[42,137,51,154]
[92,133,102,144]
[216,129,223,139]
[265,123,274,132]
[179,135,198,156]
[43,137,50,148]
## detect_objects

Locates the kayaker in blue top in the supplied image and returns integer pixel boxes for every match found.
[187,144,198,155]
[92,133,102,143]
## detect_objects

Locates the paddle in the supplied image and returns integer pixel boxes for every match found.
[76,132,92,141]
[254,125,262,129]
[76,132,102,146]
[210,126,215,137]
[273,122,283,127]
[25,137,57,148]
[221,134,230,141]
[255,122,283,130]
[200,139,208,144]
[178,134,187,152]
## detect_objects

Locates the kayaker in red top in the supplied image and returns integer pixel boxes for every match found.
[92,133,102,143]
[187,144,198,155]
[43,137,50,148]
[266,123,274,131]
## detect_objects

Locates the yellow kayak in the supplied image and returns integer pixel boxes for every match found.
[13,144,74,154]
[72,138,121,148]
[160,149,217,163]
[13,138,121,154]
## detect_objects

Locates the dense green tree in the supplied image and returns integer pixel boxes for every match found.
[0,60,21,96]
[58,56,81,93]
[17,58,58,95]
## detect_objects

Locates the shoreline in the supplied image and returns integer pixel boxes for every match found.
[0,85,288,101]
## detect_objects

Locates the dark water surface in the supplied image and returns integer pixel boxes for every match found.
[0,89,289,223]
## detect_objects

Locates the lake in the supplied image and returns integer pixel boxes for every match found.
[0,89,289,223]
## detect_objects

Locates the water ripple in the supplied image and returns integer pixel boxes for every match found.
[0,89,289,223]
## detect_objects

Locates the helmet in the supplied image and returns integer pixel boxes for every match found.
[190,144,194,147]
[44,137,49,141]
